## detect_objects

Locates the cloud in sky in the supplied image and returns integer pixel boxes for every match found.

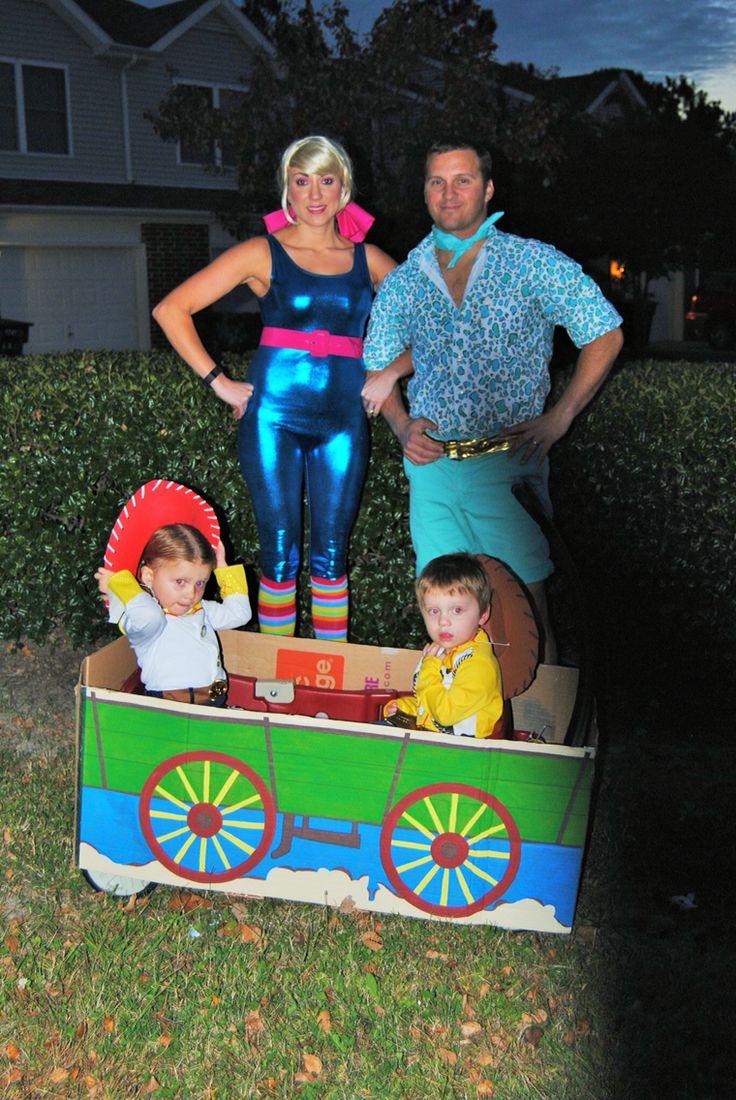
[485,0,736,109]
[136,0,736,110]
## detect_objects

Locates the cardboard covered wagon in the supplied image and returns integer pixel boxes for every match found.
[76,593,595,935]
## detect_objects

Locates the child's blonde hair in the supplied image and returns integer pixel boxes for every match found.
[139,524,216,574]
[277,135,354,224]
[415,553,491,615]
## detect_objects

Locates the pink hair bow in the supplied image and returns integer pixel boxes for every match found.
[262,201,374,242]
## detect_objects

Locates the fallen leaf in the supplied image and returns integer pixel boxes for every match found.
[461,1021,483,1039]
[360,930,383,952]
[1,1069,23,1086]
[4,1042,21,1061]
[237,923,263,944]
[476,1080,495,1097]
[49,1067,69,1084]
[576,1017,590,1036]
[3,827,11,844]
[244,1010,265,1037]
[101,1016,115,1033]
[301,1052,323,1076]
[317,1009,331,1032]
[521,1008,548,1026]
[519,1025,544,1048]
[575,924,598,944]
[167,891,212,913]
[438,1047,458,1065]
[338,896,356,913]
[425,949,449,960]
[157,1035,173,1048]
[476,1052,497,1068]
[141,1075,160,1093]
[74,1021,87,1039]
[229,902,250,921]
[478,981,491,998]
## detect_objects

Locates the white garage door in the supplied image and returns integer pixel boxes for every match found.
[0,246,142,352]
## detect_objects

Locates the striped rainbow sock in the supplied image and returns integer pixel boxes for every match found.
[258,576,297,636]
[311,575,349,642]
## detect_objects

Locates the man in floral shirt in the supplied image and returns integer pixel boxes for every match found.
[362,139,623,661]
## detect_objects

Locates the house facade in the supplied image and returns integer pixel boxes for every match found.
[0,0,272,352]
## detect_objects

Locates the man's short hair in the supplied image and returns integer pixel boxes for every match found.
[425,139,493,186]
[416,553,492,615]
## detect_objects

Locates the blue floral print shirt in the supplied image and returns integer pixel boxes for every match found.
[364,228,622,440]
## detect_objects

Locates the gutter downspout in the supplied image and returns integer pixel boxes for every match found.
[120,56,138,182]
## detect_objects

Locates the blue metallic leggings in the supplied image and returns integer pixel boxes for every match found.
[237,378,369,582]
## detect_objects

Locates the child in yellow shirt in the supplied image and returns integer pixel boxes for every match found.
[385,553,504,738]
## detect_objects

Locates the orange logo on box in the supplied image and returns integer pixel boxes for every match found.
[275,649,345,690]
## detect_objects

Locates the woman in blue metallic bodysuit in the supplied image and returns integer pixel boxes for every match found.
[153,136,402,639]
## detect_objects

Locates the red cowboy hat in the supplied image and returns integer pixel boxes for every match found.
[103,480,220,576]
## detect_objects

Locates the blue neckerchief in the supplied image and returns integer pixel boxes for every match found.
[432,212,504,268]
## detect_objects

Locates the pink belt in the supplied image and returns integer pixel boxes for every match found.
[260,326,363,358]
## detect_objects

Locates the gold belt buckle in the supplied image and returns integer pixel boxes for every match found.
[208,679,228,701]
[443,436,511,460]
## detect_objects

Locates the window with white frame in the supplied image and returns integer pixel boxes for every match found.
[0,59,70,155]
[175,80,246,168]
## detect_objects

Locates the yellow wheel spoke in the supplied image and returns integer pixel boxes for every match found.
[463,858,499,887]
[150,809,188,822]
[218,819,264,832]
[468,822,508,844]
[153,783,190,812]
[460,801,488,836]
[203,760,210,803]
[155,825,190,844]
[414,861,441,896]
[173,831,197,865]
[213,768,241,806]
[454,866,475,904]
[175,765,199,804]
[400,810,436,841]
[221,793,263,814]
[470,848,510,861]
[439,867,450,907]
[423,796,445,834]
[212,835,231,871]
[448,792,458,833]
[391,839,432,852]
[218,829,256,856]
[198,836,207,873]
[396,853,434,874]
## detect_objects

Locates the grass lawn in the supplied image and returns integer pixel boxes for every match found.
[1,661,735,1098]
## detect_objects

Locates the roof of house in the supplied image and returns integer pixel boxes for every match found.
[70,0,207,48]
[50,0,273,54]
[498,63,651,115]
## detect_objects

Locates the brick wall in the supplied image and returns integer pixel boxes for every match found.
[142,223,211,348]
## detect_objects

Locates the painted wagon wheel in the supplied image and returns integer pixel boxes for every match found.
[139,750,275,884]
[380,782,521,918]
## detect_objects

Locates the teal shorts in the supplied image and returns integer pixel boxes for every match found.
[404,451,554,583]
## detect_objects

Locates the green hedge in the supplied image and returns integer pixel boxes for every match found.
[0,350,419,648]
[549,359,736,681]
[1,353,734,679]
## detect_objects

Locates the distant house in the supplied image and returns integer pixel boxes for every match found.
[0,0,273,352]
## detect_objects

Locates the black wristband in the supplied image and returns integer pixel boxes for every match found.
[200,365,225,387]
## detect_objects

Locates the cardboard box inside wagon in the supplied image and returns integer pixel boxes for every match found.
[78,629,584,745]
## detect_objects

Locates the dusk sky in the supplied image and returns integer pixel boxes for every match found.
[139,0,736,112]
